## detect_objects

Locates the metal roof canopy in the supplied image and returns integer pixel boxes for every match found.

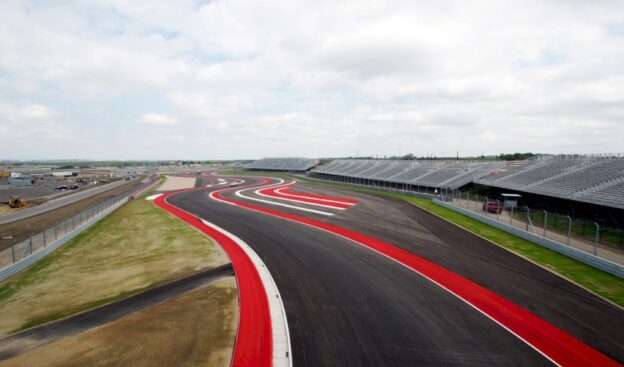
[501,193,522,198]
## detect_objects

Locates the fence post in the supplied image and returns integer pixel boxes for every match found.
[510,206,514,225]
[543,210,547,238]
[54,225,58,241]
[526,207,530,231]
[496,200,501,221]
[43,231,46,247]
[594,222,600,256]
[11,245,15,263]
[29,236,33,255]
[567,216,572,245]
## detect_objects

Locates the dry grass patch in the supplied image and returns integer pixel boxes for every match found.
[0,277,238,367]
[0,190,228,336]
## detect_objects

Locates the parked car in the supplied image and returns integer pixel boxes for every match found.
[69,184,79,190]
[55,185,68,191]
[482,201,504,213]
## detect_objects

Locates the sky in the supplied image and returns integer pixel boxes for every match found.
[0,0,623,160]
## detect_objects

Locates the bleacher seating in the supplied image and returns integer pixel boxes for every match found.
[311,159,505,189]
[246,158,319,171]
[249,155,624,210]
[476,156,624,209]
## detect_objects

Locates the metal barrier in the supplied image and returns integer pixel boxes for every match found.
[0,178,161,281]
[433,199,624,278]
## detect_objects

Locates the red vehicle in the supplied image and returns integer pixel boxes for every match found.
[482,201,504,213]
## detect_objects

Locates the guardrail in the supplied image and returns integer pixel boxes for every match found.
[0,177,161,282]
[433,199,624,278]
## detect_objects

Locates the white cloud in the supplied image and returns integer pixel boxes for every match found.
[0,0,623,159]
[137,113,178,125]
[20,105,54,119]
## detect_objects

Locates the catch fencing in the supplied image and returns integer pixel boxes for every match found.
[445,192,624,277]
[0,177,161,280]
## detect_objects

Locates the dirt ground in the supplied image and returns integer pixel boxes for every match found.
[0,277,238,367]
[0,194,228,337]
[158,175,197,191]
[0,179,144,251]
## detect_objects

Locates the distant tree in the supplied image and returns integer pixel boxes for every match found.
[498,152,536,161]
[401,153,415,160]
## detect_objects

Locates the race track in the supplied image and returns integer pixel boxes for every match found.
[166,175,624,366]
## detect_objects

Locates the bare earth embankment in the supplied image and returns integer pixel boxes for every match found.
[0,185,236,366]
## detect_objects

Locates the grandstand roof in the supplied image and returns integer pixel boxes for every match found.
[312,159,504,190]
[475,155,624,210]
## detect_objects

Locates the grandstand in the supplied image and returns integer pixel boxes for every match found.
[311,159,504,190]
[476,155,624,210]
[246,158,320,172]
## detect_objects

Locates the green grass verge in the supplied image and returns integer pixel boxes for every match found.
[225,170,624,307]
[0,184,227,335]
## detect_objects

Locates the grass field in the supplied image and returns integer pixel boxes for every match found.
[0,277,238,367]
[224,170,624,307]
[0,187,229,336]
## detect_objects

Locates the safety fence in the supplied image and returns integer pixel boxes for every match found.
[0,177,161,280]
[435,198,624,278]
[450,191,624,254]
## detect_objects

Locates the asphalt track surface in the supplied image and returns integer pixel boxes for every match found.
[169,175,624,366]
[0,264,234,361]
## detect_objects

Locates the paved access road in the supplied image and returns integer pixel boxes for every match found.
[167,176,619,366]
[0,179,137,226]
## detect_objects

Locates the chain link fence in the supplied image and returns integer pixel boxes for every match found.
[0,176,161,271]
[450,191,624,265]
[0,196,125,269]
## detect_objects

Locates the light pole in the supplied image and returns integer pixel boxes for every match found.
[543,210,547,238]
[566,216,572,245]
[594,222,600,256]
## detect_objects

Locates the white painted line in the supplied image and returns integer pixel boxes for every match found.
[206,181,228,188]
[238,190,335,216]
[200,219,292,367]
[256,186,347,211]
[274,187,356,206]
[235,180,335,216]
[145,193,163,201]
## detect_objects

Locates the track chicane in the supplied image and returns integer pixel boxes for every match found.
[211,186,621,367]
[258,183,358,209]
